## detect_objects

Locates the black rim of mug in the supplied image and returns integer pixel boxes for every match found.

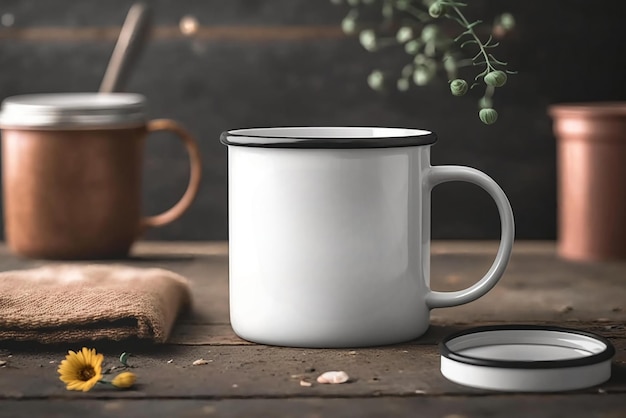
[220,126,438,149]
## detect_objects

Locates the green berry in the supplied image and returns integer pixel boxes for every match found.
[401,64,414,78]
[382,2,394,19]
[420,24,439,43]
[397,78,410,92]
[414,55,437,73]
[499,13,515,31]
[413,65,435,86]
[413,53,426,64]
[396,26,414,43]
[428,2,446,18]
[450,79,468,96]
[396,0,410,11]
[404,39,421,55]
[479,108,499,124]
[359,30,378,51]
[341,17,356,35]
[367,70,385,91]
[484,70,507,87]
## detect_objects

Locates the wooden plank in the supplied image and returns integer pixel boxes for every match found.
[1,241,625,343]
[429,244,626,324]
[128,241,626,329]
[168,324,252,346]
[166,321,626,346]
[1,241,625,416]
[131,241,228,256]
[130,240,548,256]
[1,395,626,418]
[431,240,554,255]
[0,340,624,399]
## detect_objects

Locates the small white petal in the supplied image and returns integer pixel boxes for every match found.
[317,370,350,384]
[192,359,209,366]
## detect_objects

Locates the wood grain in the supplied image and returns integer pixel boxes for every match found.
[0,241,624,417]
[1,396,625,418]
[127,241,626,331]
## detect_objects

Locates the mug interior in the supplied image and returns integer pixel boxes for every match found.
[227,127,432,139]
[221,127,437,149]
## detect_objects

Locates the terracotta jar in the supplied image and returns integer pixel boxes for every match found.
[549,103,626,261]
[0,93,202,259]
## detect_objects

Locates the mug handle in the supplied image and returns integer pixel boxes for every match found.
[425,166,515,309]
[139,119,202,233]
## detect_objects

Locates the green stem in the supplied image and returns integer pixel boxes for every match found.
[451,6,494,73]
[404,5,430,21]
[425,40,435,56]
[455,58,475,68]
[484,84,495,98]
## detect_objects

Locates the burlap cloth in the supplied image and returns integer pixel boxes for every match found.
[0,264,192,343]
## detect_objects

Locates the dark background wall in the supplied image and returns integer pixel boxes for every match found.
[0,0,624,241]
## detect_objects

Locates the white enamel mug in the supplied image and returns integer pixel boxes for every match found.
[221,127,514,348]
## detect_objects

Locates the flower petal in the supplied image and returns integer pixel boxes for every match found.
[73,351,85,366]
[81,347,92,365]
[83,377,99,392]
[59,376,78,384]
[58,366,78,377]
[94,353,104,368]
[66,381,86,391]
[65,353,82,369]
[58,360,78,370]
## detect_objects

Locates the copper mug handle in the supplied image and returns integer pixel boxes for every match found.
[139,119,202,233]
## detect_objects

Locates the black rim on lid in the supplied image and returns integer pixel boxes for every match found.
[439,324,616,369]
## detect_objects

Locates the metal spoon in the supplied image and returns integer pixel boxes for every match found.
[99,2,152,93]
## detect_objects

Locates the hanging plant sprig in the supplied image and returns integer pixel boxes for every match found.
[433,0,516,124]
[331,0,515,125]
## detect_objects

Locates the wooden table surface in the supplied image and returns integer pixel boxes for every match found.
[0,241,624,417]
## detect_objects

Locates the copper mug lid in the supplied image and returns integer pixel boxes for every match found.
[0,93,146,129]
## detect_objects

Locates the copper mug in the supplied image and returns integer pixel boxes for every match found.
[0,93,202,259]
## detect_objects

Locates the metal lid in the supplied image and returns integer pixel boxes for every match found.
[0,93,146,129]
[220,127,437,149]
[440,325,615,392]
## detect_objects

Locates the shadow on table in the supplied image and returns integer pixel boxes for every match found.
[610,362,626,386]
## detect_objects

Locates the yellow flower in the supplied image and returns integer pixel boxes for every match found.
[57,347,104,392]
[111,371,136,389]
